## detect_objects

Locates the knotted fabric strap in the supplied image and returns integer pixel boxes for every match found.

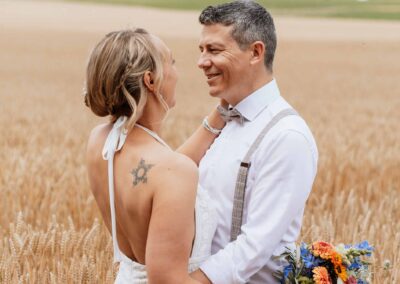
[230,109,299,241]
[102,116,128,160]
[102,116,128,262]
[217,105,245,125]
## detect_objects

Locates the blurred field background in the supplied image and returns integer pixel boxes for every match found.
[67,0,400,20]
[1,0,400,283]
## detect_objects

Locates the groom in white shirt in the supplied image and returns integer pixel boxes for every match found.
[191,1,318,283]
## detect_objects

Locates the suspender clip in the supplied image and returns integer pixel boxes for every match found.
[240,161,251,169]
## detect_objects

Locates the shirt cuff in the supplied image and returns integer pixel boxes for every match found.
[200,259,228,284]
[199,253,243,284]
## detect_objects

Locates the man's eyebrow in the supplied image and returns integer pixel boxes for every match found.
[199,42,225,49]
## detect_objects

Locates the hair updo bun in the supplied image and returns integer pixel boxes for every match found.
[84,28,164,130]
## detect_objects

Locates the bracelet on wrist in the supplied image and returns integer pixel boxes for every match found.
[202,116,222,135]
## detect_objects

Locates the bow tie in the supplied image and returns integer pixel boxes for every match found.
[217,105,245,125]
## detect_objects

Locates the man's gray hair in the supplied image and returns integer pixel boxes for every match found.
[199,0,276,71]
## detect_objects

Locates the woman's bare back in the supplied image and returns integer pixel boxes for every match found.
[86,123,196,264]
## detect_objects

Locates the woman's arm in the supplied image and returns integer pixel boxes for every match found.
[145,154,201,284]
[177,100,227,165]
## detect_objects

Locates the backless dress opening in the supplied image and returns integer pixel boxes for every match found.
[101,116,217,283]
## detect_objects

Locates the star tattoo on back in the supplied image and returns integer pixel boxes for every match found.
[131,158,155,186]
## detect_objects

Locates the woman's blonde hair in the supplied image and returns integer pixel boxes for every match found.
[84,28,164,130]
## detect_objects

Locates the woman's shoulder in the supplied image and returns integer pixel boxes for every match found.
[86,123,112,157]
[150,152,198,193]
[156,151,198,180]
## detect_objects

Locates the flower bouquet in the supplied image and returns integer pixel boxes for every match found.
[275,241,374,284]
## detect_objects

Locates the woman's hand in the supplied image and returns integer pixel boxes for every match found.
[177,99,227,165]
[220,99,229,109]
[206,99,227,131]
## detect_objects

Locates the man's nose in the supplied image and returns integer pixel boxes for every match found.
[197,53,211,69]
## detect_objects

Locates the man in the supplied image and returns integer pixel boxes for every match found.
[191,1,318,283]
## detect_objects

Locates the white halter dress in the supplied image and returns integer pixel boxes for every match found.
[102,117,217,284]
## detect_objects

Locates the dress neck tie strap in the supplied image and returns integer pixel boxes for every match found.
[102,116,128,262]
[135,124,171,149]
[102,116,128,160]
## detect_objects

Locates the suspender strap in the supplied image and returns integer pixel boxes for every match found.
[230,109,299,241]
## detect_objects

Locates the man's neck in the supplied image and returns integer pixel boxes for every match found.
[229,73,274,107]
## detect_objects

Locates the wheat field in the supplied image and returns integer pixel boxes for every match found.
[1,1,399,283]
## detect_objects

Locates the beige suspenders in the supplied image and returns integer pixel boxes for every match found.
[230,109,299,241]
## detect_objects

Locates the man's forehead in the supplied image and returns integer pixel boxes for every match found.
[199,24,234,45]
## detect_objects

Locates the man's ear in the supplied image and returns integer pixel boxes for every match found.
[249,41,265,65]
[143,71,155,93]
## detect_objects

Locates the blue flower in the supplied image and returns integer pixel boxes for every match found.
[283,265,292,278]
[348,257,362,270]
[280,265,293,283]
[355,241,374,252]
[300,244,310,257]
[300,244,324,269]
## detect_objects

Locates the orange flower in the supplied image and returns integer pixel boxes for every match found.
[312,266,332,284]
[311,241,335,260]
[311,241,349,281]
[331,253,348,281]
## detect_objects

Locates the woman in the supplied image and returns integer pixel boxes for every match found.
[84,28,225,283]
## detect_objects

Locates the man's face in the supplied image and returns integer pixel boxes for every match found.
[198,24,252,103]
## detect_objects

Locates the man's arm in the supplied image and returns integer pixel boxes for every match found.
[193,130,318,283]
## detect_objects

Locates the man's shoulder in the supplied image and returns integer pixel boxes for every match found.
[252,114,319,172]
[256,99,318,158]
[266,96,314,137]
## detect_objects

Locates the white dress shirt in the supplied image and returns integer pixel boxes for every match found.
[199,79,318,283]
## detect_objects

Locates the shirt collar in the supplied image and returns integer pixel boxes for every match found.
[234,79,280,122]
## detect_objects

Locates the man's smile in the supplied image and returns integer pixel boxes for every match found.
[206,72,222,83]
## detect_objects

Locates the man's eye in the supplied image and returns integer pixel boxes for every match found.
[210,49,220,54]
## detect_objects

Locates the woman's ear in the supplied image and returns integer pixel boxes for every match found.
[249,41,265,65]
[143,71,155,93]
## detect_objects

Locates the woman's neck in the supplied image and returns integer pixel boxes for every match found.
[136,117,163,134]
[136,104,167,135]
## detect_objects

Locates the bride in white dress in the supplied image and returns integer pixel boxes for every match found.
[84,28,224,283]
